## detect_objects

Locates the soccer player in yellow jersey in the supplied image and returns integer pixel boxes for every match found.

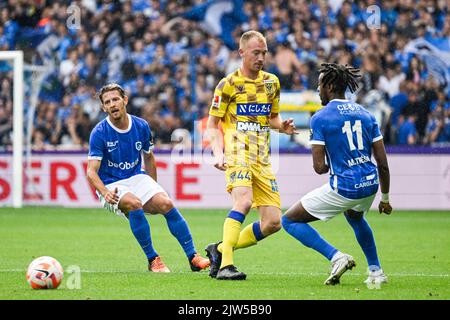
[205,30,298,280]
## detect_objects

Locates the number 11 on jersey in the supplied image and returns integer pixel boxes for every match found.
[342,120,363,151]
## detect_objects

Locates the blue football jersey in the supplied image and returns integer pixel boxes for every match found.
[88,114,154,185]
[310,99,383,199]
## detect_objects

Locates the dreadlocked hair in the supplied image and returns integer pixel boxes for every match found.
[318,63,361,94]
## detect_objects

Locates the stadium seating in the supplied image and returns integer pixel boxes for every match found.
[0,0,448,150]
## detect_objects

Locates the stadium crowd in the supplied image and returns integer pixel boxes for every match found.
[0,0,449,150]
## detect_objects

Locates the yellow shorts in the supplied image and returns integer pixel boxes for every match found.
[225,164,281,209]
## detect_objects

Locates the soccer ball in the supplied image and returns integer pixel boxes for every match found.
[26,256,64,289]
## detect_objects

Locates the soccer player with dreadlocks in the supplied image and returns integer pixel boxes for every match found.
[281,63,392,286]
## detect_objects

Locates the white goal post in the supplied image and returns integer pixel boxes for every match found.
[0,51,24,208]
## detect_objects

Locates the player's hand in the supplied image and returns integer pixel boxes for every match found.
[378,201,392,215]
[281,118,299,135]
[104,187,119,205]
[214,154,227,171]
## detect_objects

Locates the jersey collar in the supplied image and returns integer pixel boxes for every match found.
[106,114,132,133]
[238,68,263,82]
[329,99,350,103]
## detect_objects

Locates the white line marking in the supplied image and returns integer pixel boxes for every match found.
[3,269,448,277]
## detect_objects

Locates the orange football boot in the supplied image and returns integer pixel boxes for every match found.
[190,253,211,271]
[148,256,170,273]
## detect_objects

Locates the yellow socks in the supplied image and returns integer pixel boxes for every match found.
[234,223,258,249]
[219,211,245,268]
[218,221,266,265]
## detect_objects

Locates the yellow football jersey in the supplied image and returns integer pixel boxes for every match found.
[209,68,280,166]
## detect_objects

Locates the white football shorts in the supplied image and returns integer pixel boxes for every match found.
[97,174,165,219]
[301,183,376,221]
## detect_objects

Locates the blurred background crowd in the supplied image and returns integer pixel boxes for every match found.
[0,0,449,151]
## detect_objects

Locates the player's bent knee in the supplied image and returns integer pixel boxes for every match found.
[156,197,174,214]
[262,220,282,235]
[269,222,282,234]
[122,198,143,212]
[345,210,363,220]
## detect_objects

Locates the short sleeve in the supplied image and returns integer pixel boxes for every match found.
[88,129,104,160]
[271,77,281,114]
[209,78,232,118]
[370,114,383,143]
[142,122,154,153]
[309,114,325,145]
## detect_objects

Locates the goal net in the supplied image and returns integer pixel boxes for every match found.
[0,50,48,208]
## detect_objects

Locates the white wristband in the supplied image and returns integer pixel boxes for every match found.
[381,193,390,203]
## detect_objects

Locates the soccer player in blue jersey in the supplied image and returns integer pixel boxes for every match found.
[281,63,392,286]
[86,83,210,273]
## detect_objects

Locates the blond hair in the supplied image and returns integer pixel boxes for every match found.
[239,30,266,50]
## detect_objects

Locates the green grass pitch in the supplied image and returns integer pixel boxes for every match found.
[0,207,449,300]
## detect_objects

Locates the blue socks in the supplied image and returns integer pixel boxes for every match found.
[345,215,380,270]
[128,207,197,262]
[164,207,196,260]
[281,214,381,271]
[128,209,158,260]
[282,216,337,260]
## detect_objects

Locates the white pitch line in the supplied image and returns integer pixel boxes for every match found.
[2,269,448,277]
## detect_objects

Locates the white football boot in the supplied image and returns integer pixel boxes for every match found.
[364,269,388,286]
[324,253,356,285]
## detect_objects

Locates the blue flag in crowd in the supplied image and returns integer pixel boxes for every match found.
[182,0,248,49]
[405,37,450,95]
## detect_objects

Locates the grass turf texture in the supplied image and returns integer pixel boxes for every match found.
[0,207,449,300]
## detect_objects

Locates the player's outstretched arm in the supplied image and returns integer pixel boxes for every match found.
[86,159,119,204]
[269,113,298,135]
[207,115,227,171]
[311,145,329,174]
[372,139,392,215]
